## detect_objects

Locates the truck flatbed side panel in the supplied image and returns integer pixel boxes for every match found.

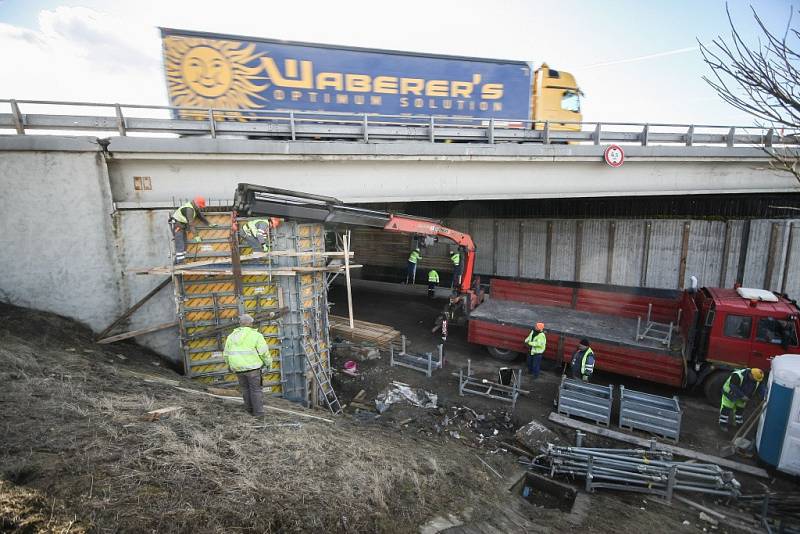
[470,298,675,354]
[490,279,680,323]
[490,279,573,308]
[467,319,684,387]
[575,288,679,324]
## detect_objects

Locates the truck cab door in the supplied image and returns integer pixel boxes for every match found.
[751,316,800,370]
[708,313,753,367]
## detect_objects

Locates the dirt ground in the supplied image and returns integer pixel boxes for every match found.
[0,283,796,533]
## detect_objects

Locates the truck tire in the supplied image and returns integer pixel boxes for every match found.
[703,370,728,406]
[486,346,520,363]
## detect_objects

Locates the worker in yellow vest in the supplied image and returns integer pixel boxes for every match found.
[223,314,272,416]
[406,247,421,284]
[449,249,462,288]
[524,323,547,378]
[719,367,765,430]
[240,218,280,253]
[427,269,440,299]
[168,196,211,264]
[570,339,595,381]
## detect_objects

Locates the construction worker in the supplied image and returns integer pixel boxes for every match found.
[524,323,547,378]
[427,269,440,299]
[406,247,422,283]
[570,339,595,381]
[169,196,211,264]
[719,368,765,430]
[240,218,275,253]
[223,314,272,417]
[450,249,462,288]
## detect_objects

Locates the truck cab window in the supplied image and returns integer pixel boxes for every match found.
[756,317,798,346]
[723,314,752,339]
[561,91,581,113]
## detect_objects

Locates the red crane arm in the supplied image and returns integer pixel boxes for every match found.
[383,215,476,294]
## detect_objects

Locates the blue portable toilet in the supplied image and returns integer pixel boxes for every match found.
[756,354,800,475]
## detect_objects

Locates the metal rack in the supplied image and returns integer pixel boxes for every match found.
[619,386,682,442]
[389,336,443,377]
[557,377,614,426]
[458,359,523,410]
[539,443,741,502]
[635,303,680,347]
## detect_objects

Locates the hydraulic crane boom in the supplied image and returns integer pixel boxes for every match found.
[233,183,477,297]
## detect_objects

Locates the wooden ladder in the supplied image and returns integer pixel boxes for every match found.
[303,342,342,415]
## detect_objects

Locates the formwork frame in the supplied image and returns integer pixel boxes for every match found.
[163,212,343,408]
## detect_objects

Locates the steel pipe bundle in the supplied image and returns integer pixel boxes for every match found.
[536,444,741,501]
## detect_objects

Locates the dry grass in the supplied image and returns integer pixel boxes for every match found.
[0,303,500,533]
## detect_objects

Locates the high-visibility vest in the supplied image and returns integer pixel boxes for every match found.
[408,250,421,264]
[428,270,440,283]
[579,347,595,375]
[723,368,761,401]
[223,326,271,373]
[243,219,271,238]
[524,330,546,355]
[451,252,461,266]
[171,201,196,224]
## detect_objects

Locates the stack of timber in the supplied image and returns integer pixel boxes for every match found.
[329,316,401,349]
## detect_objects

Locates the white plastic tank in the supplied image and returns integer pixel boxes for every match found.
[756,354,800,475]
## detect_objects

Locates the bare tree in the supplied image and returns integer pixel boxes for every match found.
[700,4,800,181]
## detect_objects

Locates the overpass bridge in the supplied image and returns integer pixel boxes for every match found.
[1,99,798,206]
[2,99,799,366]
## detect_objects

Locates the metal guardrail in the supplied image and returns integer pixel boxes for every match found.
[557,377,614,426]
[1,98,797,147]
[619,386,682,442]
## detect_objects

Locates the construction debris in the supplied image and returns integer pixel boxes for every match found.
[374,381,438,413]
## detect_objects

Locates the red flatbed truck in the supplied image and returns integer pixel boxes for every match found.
[468,278,800,403]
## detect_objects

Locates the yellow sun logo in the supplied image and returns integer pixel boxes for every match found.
[163,36,266,120]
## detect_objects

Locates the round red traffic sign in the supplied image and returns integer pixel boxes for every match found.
[604,144,625,167]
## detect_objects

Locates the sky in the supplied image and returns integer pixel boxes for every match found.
[0,0,796,125]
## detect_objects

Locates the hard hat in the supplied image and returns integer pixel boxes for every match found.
[194,196,207,209]
[415,247,420,251]
[751,368,764,381]
[536,322,545,331]
[239,314,254,326]
[580,338,590,347]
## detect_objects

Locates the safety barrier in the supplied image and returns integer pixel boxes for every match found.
[1,98,797,148]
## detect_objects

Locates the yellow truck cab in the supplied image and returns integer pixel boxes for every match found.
[532,63,583,130]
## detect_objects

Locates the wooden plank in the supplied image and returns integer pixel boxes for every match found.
[139,265,363,276]
[144,406,182,421]
[131,250,354,272]
[97,277,171,339]
[329,315,400,348]
[547,412,769,478]
[97,320,179,344]
[344,231,354,329]
[174,386,334,422]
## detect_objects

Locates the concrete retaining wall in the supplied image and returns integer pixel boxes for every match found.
[0,143,123,331]
[352,217,800,297]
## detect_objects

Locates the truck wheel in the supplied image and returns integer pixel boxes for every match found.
[703,371,728,406]
[486,346,520,363]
